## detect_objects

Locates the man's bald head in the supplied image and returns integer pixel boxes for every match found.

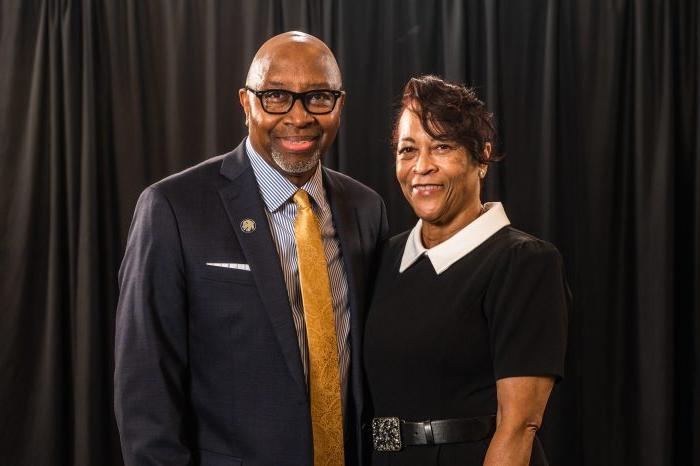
[239,31,345,187]
[245,31,342,89]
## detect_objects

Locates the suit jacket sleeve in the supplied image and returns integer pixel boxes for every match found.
[114,186,192,466]
[379,197,389,243]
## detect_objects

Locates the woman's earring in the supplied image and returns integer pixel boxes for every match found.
[479,169,486,179]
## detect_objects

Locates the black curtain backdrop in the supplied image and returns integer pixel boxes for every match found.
[1,1,698,465]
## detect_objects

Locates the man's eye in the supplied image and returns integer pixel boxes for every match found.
[265,91,288,102]
[308,92,332,103]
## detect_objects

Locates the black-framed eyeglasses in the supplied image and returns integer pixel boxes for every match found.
[245,87,344,115]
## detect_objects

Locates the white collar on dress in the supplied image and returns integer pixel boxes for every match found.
[399,202,511,275]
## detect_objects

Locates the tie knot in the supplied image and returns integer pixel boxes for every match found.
[293,189,312,210]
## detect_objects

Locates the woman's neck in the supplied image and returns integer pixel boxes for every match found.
[420,202,485,249]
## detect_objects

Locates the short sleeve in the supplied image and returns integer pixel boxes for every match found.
[484,239,569,381]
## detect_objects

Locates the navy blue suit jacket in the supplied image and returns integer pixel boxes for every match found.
[115,141,388,466]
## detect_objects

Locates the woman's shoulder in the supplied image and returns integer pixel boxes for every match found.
[387,229,412,248]
[488,226,563,263]
[368,230,412,285]
[377,230,412,261]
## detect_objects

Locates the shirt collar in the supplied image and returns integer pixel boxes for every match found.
[245,137,327,212]
[399,202,511,274]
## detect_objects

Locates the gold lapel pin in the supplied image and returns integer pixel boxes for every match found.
[240,218,256,233]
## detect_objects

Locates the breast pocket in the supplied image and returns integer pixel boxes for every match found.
[199,263,256,286]
[197,449,243,466]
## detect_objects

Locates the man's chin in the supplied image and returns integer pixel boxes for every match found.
[271,150,321,175]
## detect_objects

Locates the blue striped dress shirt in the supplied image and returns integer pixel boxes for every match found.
[245,138,351,398]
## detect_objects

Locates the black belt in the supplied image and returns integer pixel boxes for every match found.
[371,415,496,452]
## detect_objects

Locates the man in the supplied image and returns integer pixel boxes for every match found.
[115,31,388,466]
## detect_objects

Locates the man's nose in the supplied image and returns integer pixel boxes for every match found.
[285,98,314,126]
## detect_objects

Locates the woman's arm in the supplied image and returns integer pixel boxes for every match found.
[483,376,555,466]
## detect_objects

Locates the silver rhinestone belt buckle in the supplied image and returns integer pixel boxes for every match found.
[372,417,403,452]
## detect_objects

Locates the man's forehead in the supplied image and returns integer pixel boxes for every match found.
[247,38,341,89]
[249,53,341,89]
[264,79,335,88]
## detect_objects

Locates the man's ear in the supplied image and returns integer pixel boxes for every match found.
[336,92,346,112]
[239,88,250,126]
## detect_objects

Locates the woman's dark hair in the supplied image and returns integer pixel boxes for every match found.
[392,75,499,165]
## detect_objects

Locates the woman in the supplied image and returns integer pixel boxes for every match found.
[364,75,568,466]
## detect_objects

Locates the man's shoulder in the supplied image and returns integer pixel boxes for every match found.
[146,141,248,200]
[150,153,227,193]
[129,154,230,219]
[323,166,382,204]
[132,143,248,215]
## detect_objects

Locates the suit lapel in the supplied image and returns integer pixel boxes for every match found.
[324,170,364,323]
[218,144,307,395]
[323,170,366,413]
[324,169,370,465]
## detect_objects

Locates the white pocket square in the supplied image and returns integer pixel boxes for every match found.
[206,262,251,271]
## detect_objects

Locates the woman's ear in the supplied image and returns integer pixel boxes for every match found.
[483,142,492,162]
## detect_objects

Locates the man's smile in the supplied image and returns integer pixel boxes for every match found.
[275,135,320,152]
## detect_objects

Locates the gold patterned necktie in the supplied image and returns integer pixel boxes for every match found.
[292,189,345,466]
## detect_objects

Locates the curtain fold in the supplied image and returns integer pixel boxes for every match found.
[1,1,698,465]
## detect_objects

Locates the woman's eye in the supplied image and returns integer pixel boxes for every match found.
[434,144,452,152]
[396,146,416,160]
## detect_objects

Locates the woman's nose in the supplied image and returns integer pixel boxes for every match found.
[412,151,436,174]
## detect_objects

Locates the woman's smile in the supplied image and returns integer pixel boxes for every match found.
[411,183,444,195]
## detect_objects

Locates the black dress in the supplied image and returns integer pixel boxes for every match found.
[364,226,569,466]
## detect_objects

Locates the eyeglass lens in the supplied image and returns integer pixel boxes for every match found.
[262,90,337,114]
